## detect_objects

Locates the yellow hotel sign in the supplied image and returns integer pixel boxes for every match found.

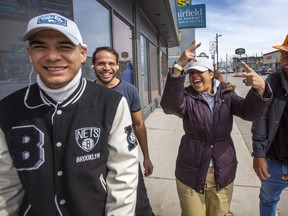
[178,0,186,6]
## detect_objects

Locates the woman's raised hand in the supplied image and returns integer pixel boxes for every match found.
[177,41,201,67]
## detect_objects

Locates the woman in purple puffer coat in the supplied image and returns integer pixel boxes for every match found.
[160,41,272,216]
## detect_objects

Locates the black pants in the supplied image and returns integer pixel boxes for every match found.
[136,164,154,216]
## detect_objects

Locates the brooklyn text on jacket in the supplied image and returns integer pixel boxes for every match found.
[76,153,101,163]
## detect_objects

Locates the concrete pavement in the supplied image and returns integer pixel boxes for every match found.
[141,107,287,216]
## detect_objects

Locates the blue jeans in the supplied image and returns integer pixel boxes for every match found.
[259,158,288,216]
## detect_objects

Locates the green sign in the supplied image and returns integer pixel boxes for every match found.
[235,48,245,55]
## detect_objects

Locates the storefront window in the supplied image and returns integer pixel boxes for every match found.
[0,0,74,100]
[160,50,168,93]
[149,42,159,101]
[0,0,111,100]
[139,35,149,109]
[112,14,133,83]
[73,0,110,80]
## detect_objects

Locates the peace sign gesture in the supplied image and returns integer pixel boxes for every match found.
[172,41,201,76]
[177,41,201,66]
[233,61,266,96]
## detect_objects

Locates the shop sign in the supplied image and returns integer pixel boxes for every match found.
[235,48,246,55]
[177,4,206,28]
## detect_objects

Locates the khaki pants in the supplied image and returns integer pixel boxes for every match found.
[176,168,234,216]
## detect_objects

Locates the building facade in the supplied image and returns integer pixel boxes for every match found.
[232,49,281,73]
[263,50,281,72]
[232,56,263,72]
[0,0,179,118]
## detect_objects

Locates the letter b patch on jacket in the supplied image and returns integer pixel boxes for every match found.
[125,125,137,151]
[10,125,45,171]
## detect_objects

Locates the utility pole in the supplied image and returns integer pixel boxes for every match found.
[216,33,222,71]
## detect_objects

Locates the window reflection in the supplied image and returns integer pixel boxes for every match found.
[73,0,110,81]
[149,42,159,101]
[139,35,149,108]
[160,50,168,93]
[112,14,133,83]
[0,0,74,100]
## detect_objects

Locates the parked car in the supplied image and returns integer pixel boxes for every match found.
[256,66,272,75]
[219,68,227,74]
[227,68,233,73]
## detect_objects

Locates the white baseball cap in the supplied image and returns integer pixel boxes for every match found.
[23,13,87,48]
[187,58,214,72]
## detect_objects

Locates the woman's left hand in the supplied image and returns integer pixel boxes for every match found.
[233,61,266,96]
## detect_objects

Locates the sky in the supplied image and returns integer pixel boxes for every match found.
[190,0,288,62]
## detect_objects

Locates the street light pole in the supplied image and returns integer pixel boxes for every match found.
[216,33,222,71]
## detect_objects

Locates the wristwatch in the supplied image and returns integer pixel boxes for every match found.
[173,63,184,72]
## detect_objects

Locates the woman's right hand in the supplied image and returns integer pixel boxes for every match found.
[172,41,201,76]
[177,40,201,67]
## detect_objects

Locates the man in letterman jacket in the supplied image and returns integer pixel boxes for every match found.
[0,13,139,216]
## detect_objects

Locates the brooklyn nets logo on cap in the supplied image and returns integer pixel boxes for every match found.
[37,14,67,27]
[75,127,100,152]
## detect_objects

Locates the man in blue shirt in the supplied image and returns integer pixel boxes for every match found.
[91,47,154,216]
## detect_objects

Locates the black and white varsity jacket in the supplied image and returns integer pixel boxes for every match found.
[0,78,139,216]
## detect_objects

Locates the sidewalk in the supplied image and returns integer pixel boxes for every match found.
[142,107,287,216]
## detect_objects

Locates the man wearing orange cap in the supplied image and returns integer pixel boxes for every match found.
[252,35,288,216]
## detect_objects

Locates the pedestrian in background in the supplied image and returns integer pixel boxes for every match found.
[252,34,288,216]
[160,41,272,216]
[92,46,154,216]
[0,13,138,216]
[122,61,134,84]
